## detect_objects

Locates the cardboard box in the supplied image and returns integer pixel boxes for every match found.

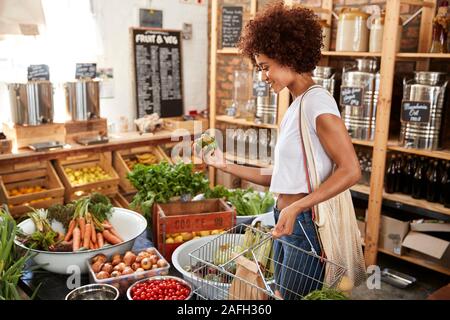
[216,169,241,189]
[240,179,268,192]
[378,215,410,255]
[410,219,450,233]
[402,231,450,267]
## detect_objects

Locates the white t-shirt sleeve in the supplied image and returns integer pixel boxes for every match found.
[303,89,341,132]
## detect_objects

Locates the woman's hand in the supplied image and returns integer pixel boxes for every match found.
[272,204,302,239]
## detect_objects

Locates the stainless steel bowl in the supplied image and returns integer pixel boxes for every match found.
[126,275,194,300]
[65,284,119,300]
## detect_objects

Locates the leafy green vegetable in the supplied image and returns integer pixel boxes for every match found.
[128,162,209,221]
[17,208,60,251]
[205,186,275,216]
[47,203,75,229]
[0,206,40,300]
[302,287,349,300]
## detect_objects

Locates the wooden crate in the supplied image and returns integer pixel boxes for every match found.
[0,139,12,154]
[153,199,236,261]
[64,118,108,144]
[54,152,119,202]
[163,116,209,132]
[109,193,131,209]
[0,161,64,218]
[2,122,66,149]
[113,145,172,194]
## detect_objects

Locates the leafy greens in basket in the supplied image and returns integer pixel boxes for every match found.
[205,185,275,216]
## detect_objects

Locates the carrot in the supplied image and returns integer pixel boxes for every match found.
[89,241,96,250]
[72,227,81,251]
[78,217,86,241]
[97,232,104,248]
[102,230,121,245]
[101,223,112,230]
[64,220,77,241]
[83,223,92,249]
[109,227,124,242]
[91,227,97,244]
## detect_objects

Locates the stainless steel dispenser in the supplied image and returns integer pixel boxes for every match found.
[312,66,336,96]
[400,71,448,150]
[340,58,380,140]
[65,80,100,121]
[253,70,278,125]
[8,81,54,125]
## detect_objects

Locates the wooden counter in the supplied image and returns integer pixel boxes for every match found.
[0,129,195,165]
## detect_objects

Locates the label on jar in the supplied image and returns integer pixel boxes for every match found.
[340,86,363,107]
[401,101,431,123]
[75,63,97,79]
[253,81,268,97]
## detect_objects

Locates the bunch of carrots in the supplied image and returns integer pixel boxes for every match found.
[64,197,124,251]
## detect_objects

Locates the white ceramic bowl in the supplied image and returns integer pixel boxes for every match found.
[172,234,244,300]
[192,192,275,226]
[14,207,147,274]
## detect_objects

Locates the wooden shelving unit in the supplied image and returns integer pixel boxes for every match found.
[209,0,450,275]
[351,183,450,217]
[224,153,273,169]
[216,115,278,129]
[361,241,450,276]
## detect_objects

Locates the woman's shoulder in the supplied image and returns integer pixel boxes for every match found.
[304,86,339,113]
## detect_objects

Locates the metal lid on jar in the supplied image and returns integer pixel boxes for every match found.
[413,71,447,85]
[355,59,378,72]
[312,66,335,79]
[338,7,370,20]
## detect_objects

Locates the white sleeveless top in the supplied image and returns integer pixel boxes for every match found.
[269,86,341,194]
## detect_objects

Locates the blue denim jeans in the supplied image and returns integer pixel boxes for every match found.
[273,206,324,300]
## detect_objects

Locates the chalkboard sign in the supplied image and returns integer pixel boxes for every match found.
[27,64,49,81]
[139,9,163,28]
[253,81,268,97]
[222,6,243,48]
[340,86,363,107]
[75,63,97,79]
[132,28,183,118]
[401,101,431,123]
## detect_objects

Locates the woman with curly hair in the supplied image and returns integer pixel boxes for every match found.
[204,2,361,299]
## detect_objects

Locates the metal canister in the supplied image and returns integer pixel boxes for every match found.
[312,66,336,96]
[8,81,54,125]
[65,80,100,121]
[340,58,380,141]
[400,72,448,150]
[253,70,278,125]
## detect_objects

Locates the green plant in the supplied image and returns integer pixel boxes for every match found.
[205,186,275,216]
[0,206,39,300]
[302,287,349,300]
[128,162,209,220]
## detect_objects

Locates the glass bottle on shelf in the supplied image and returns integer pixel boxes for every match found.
[364,159,372,186]
[441,162,450,208]
[402,155,414,195]
[430,1,449,53]
[385,155,397,194]
[233,62,252,119]
[394,155,403,193]
[426,160,440,203]
[412,157,427,199]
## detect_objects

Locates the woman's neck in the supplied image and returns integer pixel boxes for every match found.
[288,73,316,99]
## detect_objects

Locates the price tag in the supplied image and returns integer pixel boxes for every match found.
[221,6,243,48]
[27,64,50,81]
[75,63,97,79]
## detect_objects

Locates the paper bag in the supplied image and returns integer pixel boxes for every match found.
[228,255,269,300]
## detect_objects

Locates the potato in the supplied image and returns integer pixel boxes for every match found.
[110,271,121,277]
[141,257,152,270]
[111,254,122,266]
[135,256,143,263]
[91,261,104,273]
[96,271,110,279]
[152,264,158,270]
[123,252,137,266]
[92,254,107,264]
[156,259,167,268]
[135,268,145,273]
[101,263,113,274]
[113,262,126,272]
[122,267,134,275]
[131,262,141,271]
[174,235,183,243]
[149,255,158,265]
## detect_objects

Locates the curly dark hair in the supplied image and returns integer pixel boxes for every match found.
[237,1,323,73]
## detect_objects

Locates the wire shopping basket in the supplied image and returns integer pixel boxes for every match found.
[188,224,347,300]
